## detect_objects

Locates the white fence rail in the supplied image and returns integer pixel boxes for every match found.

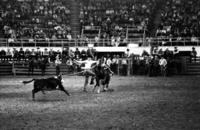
[0,37,200,48]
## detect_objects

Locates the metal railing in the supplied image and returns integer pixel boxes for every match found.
[0,37,200,48]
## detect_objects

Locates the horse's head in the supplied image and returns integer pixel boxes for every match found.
[103,67,111,75]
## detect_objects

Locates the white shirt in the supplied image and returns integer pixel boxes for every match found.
[159,58,167,67]
[122,59,127,65]
[106,59,112,67]
[55,59,61,65]
[76,60,97,70]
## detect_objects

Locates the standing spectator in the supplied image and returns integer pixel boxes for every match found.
[62,47,69,60]
[55,55,62,75]
[191,47,197,63]
[121,57,128,76]
[49,49,55,63]
[81,49,87,60]
[158,48,164,57]
[153,55,160,76]
[18,48,25,61]
[6,49,12,61]
[144,56,151,76]
[150,55,160,76]
[87,47,95,59]
[94,35,99,46]
[173,47,179,57]
[74,48,81,59]
[25,49,31,61]
[40,57,48,76]
[43,48,49,58]
[159,56,167,77]
[13,48,18,62]
[56,50,62,59]
[35,48,42,60]
[111,55,117,74]
[68,49,75,58]
[0,49,6,62]
[106,57,112,67]
[30,49,36,59]
[66,58,74,72]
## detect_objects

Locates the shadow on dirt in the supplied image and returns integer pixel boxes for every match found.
[0,92,29,98]
[34,98,66,102]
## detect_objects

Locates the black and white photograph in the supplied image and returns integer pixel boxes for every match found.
[0,0,200,129]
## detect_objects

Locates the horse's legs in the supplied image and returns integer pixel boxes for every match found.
[83,76,89,92]
[93,84,97,92]
[41,90,45,94]
[93,77,100,93]
[90,76,95,85]
[97,85,101,94]
[103,84,109,91]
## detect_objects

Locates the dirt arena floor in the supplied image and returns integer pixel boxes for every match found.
[0,75,200,130]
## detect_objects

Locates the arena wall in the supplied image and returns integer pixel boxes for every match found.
[158,46,200,56]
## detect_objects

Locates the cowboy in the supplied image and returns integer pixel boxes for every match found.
[73,56,98,92]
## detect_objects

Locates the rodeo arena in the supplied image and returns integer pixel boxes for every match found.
[0,0,200,129]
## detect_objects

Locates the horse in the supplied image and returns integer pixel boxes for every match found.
[22,74,70,100]
[92,65,112,93]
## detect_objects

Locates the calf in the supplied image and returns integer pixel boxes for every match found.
[23,75,70,100]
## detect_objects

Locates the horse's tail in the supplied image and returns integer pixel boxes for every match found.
[22,79,35,85]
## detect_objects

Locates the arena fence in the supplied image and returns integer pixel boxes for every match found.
[1,56,200,76]
[12,63,72,76]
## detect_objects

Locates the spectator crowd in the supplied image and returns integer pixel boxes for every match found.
[0,0,72,39]
[156,0,200,46]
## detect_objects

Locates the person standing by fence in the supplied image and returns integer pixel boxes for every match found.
[111,55,117,74]
[55,55,62,75]
[121,58,128,76]
[6,49,12,61]
[190,47,197,63]
[159,56,167,77]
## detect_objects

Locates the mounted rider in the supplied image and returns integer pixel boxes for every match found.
[98,57,114,75]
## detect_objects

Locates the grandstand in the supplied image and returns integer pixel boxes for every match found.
[0,0,199,52]
[0,0,200,75]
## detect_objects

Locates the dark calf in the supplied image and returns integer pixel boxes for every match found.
[23,75,70,100]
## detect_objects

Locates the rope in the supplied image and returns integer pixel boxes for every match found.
[64,70,85,76]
